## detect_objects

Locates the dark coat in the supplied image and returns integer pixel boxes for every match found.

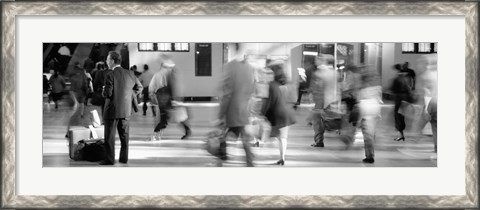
[91,69,110,106]
[103,66,143,120]
[261,80,296,131]
[69,69,89,97]
[92,69,109,93]
[218,60,255,127]
[391,74,412,95]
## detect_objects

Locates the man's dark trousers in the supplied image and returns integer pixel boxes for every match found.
[104,118,130,164]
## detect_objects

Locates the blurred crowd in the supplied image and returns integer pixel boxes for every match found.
[43,43,438,166]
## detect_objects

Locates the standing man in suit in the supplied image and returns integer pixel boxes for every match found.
[217,43,256,167]
[100,51,143,165]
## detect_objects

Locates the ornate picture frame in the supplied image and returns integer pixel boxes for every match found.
[1,1,478,209]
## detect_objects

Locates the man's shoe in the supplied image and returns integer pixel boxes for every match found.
[217,154,227,161]
[99,160,114,165]
[119,160,128,164]
[151,131,162,141]
[311,143,324,148]
[362,158,375,164]
[216,151,227,160]
[181,128,191,140]
[149,133,158,141]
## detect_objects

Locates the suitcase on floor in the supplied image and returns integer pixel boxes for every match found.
[77,139,106,162]
[68,125,104,160]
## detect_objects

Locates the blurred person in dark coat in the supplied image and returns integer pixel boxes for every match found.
[69,61,89,117]
[100,51,143,165]
[43,75,50,94]
[402,62,416,91]
[217,43,256,167]
[84,57,95,74]
[48,70,66,110]
[139,64,156,117]
[294,61,315,109]
[390,64,413,142]
[261,60,296,166]
[64,61,90,138]
[91,61,109,115]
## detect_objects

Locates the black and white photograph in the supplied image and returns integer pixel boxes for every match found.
[4,1,477,208]
[42,42,438,167]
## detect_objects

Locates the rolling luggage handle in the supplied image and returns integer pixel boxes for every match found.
[88,125,99,139]
[90,109,102,128]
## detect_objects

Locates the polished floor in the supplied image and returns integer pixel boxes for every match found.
[42,99,437,167]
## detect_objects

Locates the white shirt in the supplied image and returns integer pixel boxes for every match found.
[149,68,172,95]
[111,64,121,70]
[357,85,383,119]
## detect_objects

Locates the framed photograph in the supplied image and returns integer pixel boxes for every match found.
[2,1,478,209]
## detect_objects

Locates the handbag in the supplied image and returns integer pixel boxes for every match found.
[72,125,106,162]
[74,139,105,162]
[321,104,344,131]
[398,101,414,116]
[149,93,158,105]
[205,129,226,156]
[82,139,106,162]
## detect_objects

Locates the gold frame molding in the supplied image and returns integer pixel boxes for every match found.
[1,1,478,209]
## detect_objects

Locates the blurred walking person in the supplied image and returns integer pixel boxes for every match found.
[310,54,339,148]
[83,68,93,106]
[57,44,71,74]
[100,51,143,165]
[390,64,413,142]
[341,65,362,127]
[261,60,296,165]
[139,64,156,117]
[417,55,438,153]
[356,72,382,163]
[64,61,90,138]
[69,61,89,118]
[91,61,105,77]
[294,61,314,109]
[217,43,255,167]
[43,75,50,95]
[43,75,52,103]
[48,70,66,110]
[149,57,191,141]
[84,57,95,74]
[91,61,109,115]
[402,62,416,91]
